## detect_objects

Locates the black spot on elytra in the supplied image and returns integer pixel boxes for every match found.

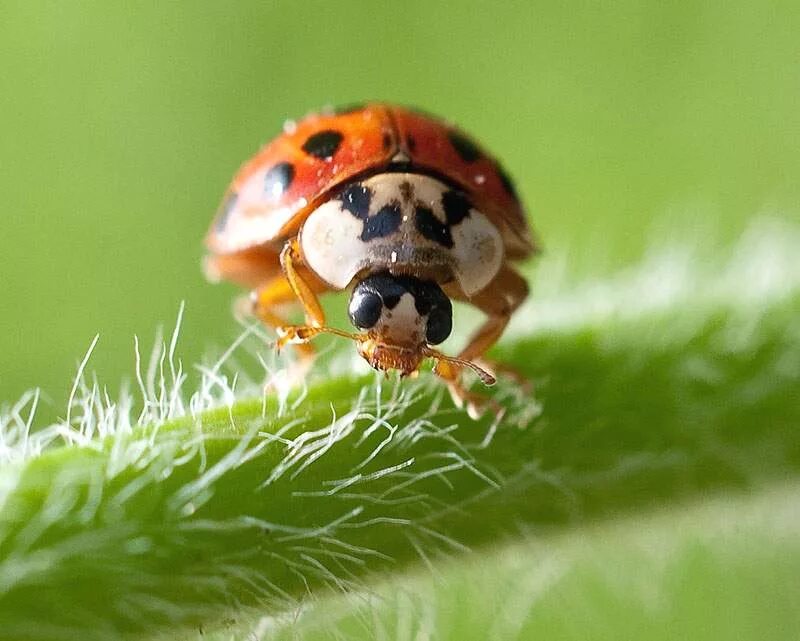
[496,163,518,199]
[263,163,294,199]
[415,206,453,248]
[339,183,372,219]
[215,193,238,232]
[406,135,417,153]
[302,130,343,159]
[334,103,366,115]
[448,131,481,163]
[361,202,403,241]
[382,131,393,150]
[441,190,472,225]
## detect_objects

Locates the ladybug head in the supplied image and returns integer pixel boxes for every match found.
[348,272,452,347]
[347,272,452,377]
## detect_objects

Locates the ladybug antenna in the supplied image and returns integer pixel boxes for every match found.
[273,325,360,351]
[421,347,496,386]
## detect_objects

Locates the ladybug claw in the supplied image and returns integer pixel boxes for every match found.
[433,357,502,421]
[443,379,503,421]
[273,326,318,358]
[275,325,314,345]
[273,324,361,356]
[274,326,294,350]
[475,358,533,394]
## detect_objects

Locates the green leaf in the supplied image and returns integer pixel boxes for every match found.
[236,482,800,641]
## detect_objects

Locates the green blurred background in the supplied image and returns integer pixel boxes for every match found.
[2,0,799,418]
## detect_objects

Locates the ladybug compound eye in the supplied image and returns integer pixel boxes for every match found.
[425,305,452,345]
[348,290,383,330]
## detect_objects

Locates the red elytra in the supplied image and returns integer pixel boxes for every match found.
[206,103,534,259]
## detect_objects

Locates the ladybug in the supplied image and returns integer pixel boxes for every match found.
[204,103,536,416]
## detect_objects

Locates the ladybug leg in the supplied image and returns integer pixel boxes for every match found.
[251,276,324,358]
[437,265,529,417]
[453,265,529,363]
[279,238,327,327]
[432,358,505,420]
[204,246,282,289]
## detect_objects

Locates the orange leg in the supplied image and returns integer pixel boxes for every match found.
[456,265,529,362]
[437,265,529,418]
[248,240,331,357]
[205,243,331,358]
[279,238,326,327]
[251,277,316,358]
[204,246,282,289]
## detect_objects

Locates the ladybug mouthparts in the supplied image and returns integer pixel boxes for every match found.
[357,339,424,378]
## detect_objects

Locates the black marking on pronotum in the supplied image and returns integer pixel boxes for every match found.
[448,130,481,163]
[399,181,415,203]
[496,163,518,199]
[441,190,471,226]
[339,183,373,219]
[215,192,238,232]
[339,184,401,242]
[263,163,294,199]
[302,130,344,159]
[361,202,403,241]
[415,206,453,248]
